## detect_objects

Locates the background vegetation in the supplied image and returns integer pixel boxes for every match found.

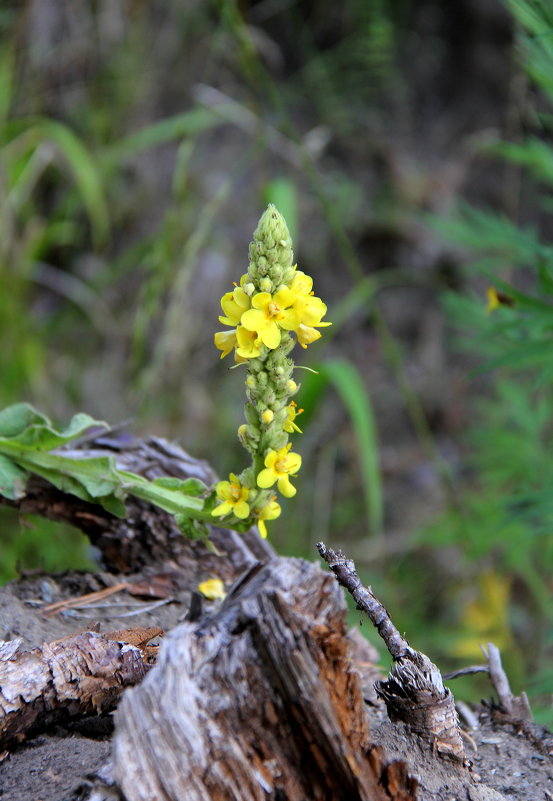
[1,0,551,721]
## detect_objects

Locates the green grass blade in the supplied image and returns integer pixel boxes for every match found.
[300,359,383,537]
[102,107,223,164]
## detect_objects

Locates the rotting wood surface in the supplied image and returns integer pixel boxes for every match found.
[0,627,160,751]
[112,557,416,801]
[1,436,551,801]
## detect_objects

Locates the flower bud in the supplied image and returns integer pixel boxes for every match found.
[259,277,273,293]
[261,409,274,425]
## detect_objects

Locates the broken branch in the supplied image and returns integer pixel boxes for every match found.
[317,542,466,761]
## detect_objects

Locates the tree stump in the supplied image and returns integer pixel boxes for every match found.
[112,557,413,801]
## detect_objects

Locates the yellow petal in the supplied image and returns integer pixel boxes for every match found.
[273,287,296,308]
[260,321,281,349]
[211,501,232,517]
[278,475,297,497]
[234,499,250,519]
[240,308,266,332]
[198,578,226,601]
[257,467,277,488]
[251,292,272,310]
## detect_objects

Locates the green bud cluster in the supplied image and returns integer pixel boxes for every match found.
[248,204,296,293]
[237,207,299,510]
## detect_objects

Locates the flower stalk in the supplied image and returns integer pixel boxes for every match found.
[213,204,330,538]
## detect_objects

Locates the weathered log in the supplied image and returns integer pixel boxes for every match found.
[0,627,161,750]
[112,557,417,801]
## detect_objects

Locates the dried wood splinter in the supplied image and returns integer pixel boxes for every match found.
[317,542,466,761]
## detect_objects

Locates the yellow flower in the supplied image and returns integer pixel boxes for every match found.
[255,498,281,538]
[486,286,500,313]
[284,401,303,433]
[486,286,515,314]
[257,443,301,498]
[198,578,226,601]
[214,329,237,359]
[235,325,263,359]
[296,324,322,349]
[240,289,298,349]
[219,286,251,327]
[211,473,250,519]
[289,270,331,328]
[289,270,313,298]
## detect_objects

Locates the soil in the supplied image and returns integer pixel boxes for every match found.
[1,568,551,801]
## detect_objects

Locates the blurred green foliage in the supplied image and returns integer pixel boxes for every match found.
[0,0,551,722]
[421,0,553,721]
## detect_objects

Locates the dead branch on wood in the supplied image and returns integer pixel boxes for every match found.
[317,542,466,762]
[484,642,533,721]
[0,626,161,750]
[445,642,534,724]
[111,557,418,801]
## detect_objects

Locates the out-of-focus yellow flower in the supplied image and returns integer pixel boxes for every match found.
[486,286,501,313]
[198,578,226,601]
[454,571,512,659]
[257,443,301,497]
[284,401,303,433]
[486,286,515,314]
[214,329,238,359]
[240,289,298,349]
[255,498,281,538]
[211,473,250,519]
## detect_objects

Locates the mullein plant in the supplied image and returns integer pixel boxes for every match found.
[0,206,328,549]
[212,204,330,538]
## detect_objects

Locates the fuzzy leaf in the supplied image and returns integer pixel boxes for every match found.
[0,403,49,437]
[0,454,28,500]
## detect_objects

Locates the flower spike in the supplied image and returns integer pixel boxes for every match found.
[211,205,330,537]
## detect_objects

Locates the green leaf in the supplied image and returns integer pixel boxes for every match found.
[180,477,209,496]
[0,117,109,244]
[538,258,553,296]
[9,412,109,450]
[0,446,122,497]
[152,476,208,496]
[150,476,208,496]
[176,515,210,540]
[299,359,383,537]
[0,403,50,437]
[0,454,28,500]
[102,108,223,165]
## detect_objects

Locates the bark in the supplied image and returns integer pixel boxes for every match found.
[112,557,416,801]
[0,627,161,750]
